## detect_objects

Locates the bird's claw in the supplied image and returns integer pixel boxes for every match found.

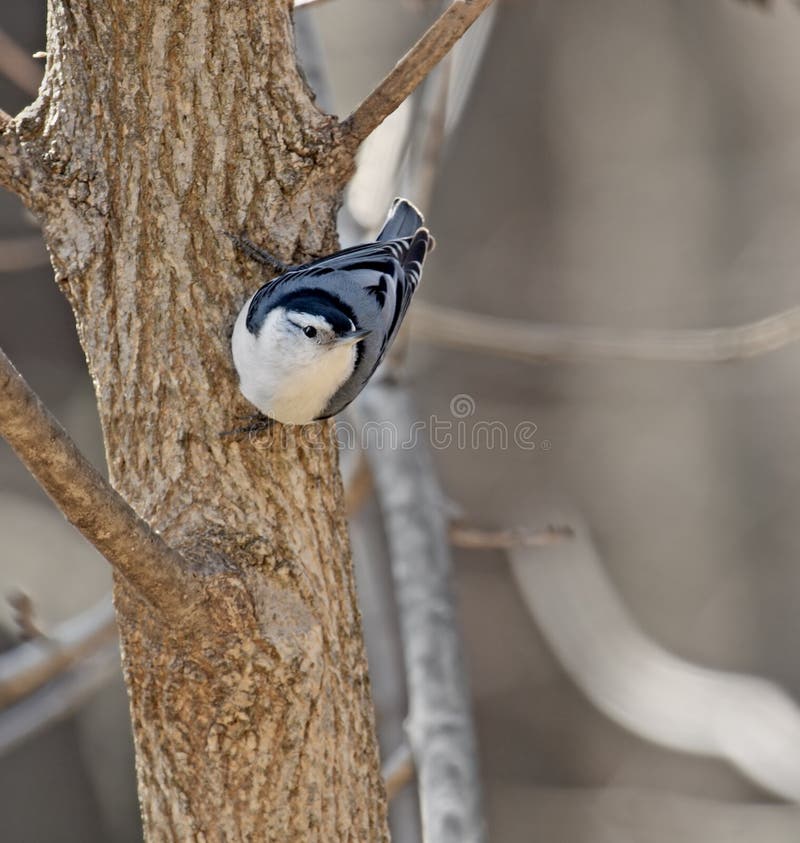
[219,412,277,438]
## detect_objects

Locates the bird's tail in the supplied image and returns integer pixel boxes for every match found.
[376,197,424,241]
[402,227,433,280]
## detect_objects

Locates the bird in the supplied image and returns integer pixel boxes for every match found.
[230,198,432,426]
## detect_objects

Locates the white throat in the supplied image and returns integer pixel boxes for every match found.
[232,303,357,424]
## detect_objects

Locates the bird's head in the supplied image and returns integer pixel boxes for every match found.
[258,294,371,371]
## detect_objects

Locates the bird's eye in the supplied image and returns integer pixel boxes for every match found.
[303,326,317,338]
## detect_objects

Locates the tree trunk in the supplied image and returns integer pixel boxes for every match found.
[10,0,386,838]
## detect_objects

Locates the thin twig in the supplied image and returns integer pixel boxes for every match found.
[0,348,203,622]
[0,595,116,708]
[342,448,572,550]
[341,0,495,149]
[412,301,800,363]
[382,743,415,801]
[0,28,43,97]
[340,8,492,836]
[450,523,574,550]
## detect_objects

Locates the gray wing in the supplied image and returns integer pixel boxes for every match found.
[246,228,431,369]
[302,230,430,363]
[242,199,432,418]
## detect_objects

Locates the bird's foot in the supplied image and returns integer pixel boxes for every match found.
[224,232,290,274]
[219,412,277,438]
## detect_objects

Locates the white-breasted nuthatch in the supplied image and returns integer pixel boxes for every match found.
[231,198,432,425]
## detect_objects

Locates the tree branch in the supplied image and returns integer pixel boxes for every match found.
[509,521,800,802]
[0,348,203,622]
[0,638,121,757]
[0,595,116,708]
[450,522,574,550]
[358,381,487,843]
[412,301,800,364]
[382,743,415,801]
[340,0,495,149]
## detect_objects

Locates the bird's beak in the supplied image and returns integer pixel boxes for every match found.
[335,328,372,346]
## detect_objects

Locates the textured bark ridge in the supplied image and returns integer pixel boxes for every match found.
[7,1,385,839]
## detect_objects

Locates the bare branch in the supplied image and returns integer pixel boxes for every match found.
[0,234,49,272]
[344,459,573,551]
[509,521,800,801]
[382,743,415,801]
[0,638,120,757]
[341,0,495,149]
[450,523,574,550]
[0,348,203,621]
[412,301,800,364]
[0,596,115,708]
[0,28,43,96]
[358,381,487,843]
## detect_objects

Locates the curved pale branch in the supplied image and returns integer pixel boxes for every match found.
[510,522,800,802]
[412,301,800,364]
[0,348,204,622]
[341,0,495,149]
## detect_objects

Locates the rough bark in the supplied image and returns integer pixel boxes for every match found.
[2,1,386,839]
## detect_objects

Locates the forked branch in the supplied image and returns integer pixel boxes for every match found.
[341,0,495,148]
[0,348,203,622]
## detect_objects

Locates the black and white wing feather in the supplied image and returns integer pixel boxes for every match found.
[241,198,432,417]
[246,198,430,361]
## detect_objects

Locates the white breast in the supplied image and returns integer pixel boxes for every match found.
[231,302,357,424]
